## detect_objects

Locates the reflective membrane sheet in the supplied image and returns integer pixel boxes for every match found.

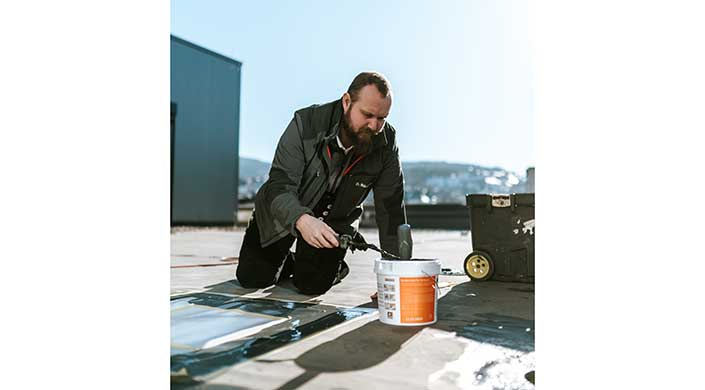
[170,293,375,378]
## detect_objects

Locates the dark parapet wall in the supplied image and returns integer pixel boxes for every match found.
[360,204,471,230]
[171,35,241,225]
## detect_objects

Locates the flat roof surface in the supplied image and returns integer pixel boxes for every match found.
[171,227,535,389]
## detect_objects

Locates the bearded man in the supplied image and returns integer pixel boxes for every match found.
[236,71,406,295]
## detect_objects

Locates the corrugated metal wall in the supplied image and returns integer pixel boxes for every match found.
[170,35,241,225]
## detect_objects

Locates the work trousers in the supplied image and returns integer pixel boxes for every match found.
[236,211,349,295]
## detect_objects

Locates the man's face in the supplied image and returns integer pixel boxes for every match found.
[341,84,392,155]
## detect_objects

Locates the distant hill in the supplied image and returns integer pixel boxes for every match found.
[238,157,271,201]
[401,161,526,204]
[239,157,528,204]
[240,157,271,179]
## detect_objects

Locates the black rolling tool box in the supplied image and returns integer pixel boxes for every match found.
[464,193,535,282]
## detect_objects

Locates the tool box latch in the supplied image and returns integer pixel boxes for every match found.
[491,194,511,208]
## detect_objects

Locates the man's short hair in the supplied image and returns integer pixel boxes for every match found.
[347,72,391,102]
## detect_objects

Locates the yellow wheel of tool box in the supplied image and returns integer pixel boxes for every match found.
[464,250,494,281]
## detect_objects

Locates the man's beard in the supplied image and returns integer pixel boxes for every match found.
[341,109,374,156]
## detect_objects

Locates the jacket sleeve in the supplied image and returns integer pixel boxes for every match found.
[260,114,313,237]
[373,140,407,256]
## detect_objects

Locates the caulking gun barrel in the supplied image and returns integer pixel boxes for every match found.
[397,224,413,260]
[337,233,401,259]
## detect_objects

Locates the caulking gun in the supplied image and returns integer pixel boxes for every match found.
[337,223,414,260]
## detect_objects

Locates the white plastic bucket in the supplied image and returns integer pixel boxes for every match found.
[374,258,442,326]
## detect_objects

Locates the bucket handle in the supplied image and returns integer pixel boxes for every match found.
[421,270,441,293]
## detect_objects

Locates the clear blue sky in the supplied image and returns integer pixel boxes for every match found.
[171,0,534,174]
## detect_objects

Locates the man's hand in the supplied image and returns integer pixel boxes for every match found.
[295,214,339,249]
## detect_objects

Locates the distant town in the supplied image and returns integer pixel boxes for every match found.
[239,157,529,205]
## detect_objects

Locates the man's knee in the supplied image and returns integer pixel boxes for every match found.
[235,262,276,288]
[293,274,335,295]
[297,284,333,296]
[235,222,288,289]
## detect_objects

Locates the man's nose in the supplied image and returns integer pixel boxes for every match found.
[368,119,382,131]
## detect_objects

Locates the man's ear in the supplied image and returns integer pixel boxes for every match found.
[342,92,351,112]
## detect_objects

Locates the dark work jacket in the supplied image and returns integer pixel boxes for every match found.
[254,98,407,256]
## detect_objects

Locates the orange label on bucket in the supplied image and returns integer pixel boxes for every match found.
[399,276,436,323]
